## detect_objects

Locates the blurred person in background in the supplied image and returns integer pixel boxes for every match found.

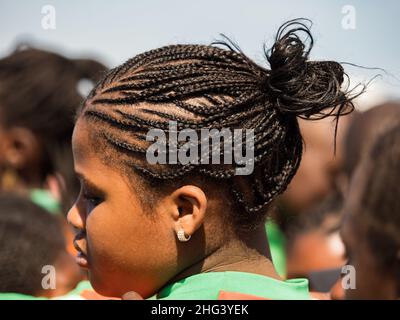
[341,123,400,299]
[0,45,107,213]
[0,45,107,262]
[281,116,350,216]
[284,102,400,298]
[340,102,400,193]
[266,114,351,279]
[286,192,346,299]
[0,193,82,299]
[0,46,108,298]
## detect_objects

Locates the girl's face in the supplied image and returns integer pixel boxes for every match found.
[67,118,181,298]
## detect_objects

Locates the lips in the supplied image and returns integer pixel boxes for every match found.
[75,251,89,268]
[73,233,89,268]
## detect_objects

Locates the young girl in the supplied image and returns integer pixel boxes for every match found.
[68,20,355,299]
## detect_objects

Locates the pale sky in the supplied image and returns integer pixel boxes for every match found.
[1,0,399,108]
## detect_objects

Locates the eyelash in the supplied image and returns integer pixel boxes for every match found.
[82,188,103,208]
[83,194,102,206]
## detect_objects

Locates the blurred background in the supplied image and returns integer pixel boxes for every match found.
[0,0,400,300]
[1,0,400,107]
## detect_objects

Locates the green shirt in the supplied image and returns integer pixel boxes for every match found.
[266,220,287,278]
[0,281,92,300]
[154,271,310,300]
[30,189,61,215]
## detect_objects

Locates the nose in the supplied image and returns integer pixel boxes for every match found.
[67,201,86,231]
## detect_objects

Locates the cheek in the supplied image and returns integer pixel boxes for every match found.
[84,201,177,297]
[85,202,144,269]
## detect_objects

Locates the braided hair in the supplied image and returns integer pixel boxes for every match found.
[78,20,356,229]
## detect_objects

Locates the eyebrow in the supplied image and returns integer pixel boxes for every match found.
[75,172,105,196]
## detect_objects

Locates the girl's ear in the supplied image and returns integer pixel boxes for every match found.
[169,185,207,239]
[3,127,41,169]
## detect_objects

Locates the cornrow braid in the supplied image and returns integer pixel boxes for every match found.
[78,19,357,229]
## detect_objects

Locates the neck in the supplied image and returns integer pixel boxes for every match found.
[168,223,281,285]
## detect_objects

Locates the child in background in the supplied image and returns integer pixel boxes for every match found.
[341,124,400,299]
[286,193,346,299]
[0,193,82,299]
[340,102,400,192]
[0,45,107,211]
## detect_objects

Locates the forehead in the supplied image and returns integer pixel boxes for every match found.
[72,115,141,180]
[71,117,128,190]
[72,117,95,163]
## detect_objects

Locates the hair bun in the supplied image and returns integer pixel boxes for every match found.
[263,19,352,119]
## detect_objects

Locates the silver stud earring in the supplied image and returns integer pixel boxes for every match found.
[177,229,191,242]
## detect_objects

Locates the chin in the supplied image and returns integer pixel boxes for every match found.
[88,266,160,299]
[89,271,125,298]
[89,271,153,299]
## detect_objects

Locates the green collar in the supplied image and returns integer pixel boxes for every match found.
[155,271,310,300]
[0,292,47,300]
[0,281,92,300]
[30,189,61,215]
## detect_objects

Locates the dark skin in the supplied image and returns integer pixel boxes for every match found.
[340,163,399,300]
[286,211,346,299]
[287,228,346,300]
[282,117,349,214]
[68,117,280,299]
[0,122,65,200]
[0,125,44,191]
[287,229,346,274]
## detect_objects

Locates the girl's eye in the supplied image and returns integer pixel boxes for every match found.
[82,194,102,212]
